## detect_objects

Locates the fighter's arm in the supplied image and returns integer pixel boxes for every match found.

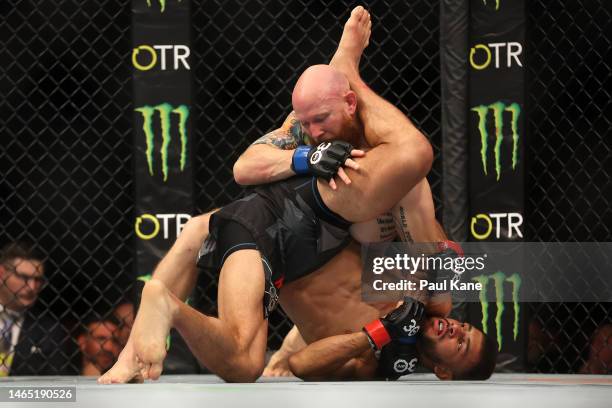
[233,112,301,185]
[350,178,453,317]
[263,325,307,377]
[233,112,363,187]
[390,179,453,317]
[290,298,426,381]
[263,325,370,379]
[288,331,378,381]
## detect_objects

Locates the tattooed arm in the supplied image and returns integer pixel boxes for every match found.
[233,111,308,185]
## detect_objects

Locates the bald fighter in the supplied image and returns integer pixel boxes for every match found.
[114,75,429,383]
[231,6,467,378]
[100,6,491,384]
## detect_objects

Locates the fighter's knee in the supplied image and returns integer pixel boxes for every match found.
[245,362,265,382]
[220,357,265,383]
[184,213,211,233]
[176,213,212,247]
[405,134,433,177]
[142,279,168,297]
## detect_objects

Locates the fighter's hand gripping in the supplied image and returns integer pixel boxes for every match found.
[291,141,358,181]
[363,297,426,350]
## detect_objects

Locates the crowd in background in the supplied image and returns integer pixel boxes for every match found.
[0,241,133,376]
[1,240,610,377]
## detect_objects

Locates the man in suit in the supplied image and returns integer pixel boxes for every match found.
[0,242,76,375]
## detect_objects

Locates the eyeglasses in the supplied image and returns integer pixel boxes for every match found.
[2,264,46,284]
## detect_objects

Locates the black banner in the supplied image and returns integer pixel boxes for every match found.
[468,0,525,364]
[132,0,197,373]
[132,0,193,279]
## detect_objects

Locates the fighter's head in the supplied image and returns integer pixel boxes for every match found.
[292,65,359,144]
[417,317,498,380]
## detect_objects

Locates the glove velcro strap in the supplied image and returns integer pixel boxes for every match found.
[438,240,464,257]
[430,240,464,295]
[363,320,391,350]
[397,336,417,345]
[291,146,311,175]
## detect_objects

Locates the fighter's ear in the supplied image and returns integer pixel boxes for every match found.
[433,365,453,381]
[344,90,357,114]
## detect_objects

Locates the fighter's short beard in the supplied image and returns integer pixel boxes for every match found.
[338,114,364,147]
[417,332,443,366]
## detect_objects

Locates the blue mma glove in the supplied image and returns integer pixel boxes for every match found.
[291,141,353,180]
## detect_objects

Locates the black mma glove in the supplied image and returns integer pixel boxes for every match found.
[291,141,354,181]
[427,240,464,294]
[363,297,426,351]
[377,341,420,379]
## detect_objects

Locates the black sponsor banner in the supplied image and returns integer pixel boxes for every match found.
[132,0,196,374]
[468,0,525,364]
[132,0,193,279]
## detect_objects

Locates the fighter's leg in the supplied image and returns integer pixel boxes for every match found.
[151,212,214,299]
[99,212,213,384]
[349,179,443,244]
[319,62,433,221]
[320,63,433,218]
[392,179,444,243]
[349,213,396,244]
[319,137,432,223]
[348,179,452,316]
[130,280,176,380]
[172,249,269,382]
[330,9,427,150]
[126,249,268,382]
[393,181,453,316]
[329,6,372,71]
[320,9,433,221]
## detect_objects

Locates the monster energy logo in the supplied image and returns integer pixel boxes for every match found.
[481,0,500,10]
[472,272,521,350]
[145,0,181,13]
[471,102,521,181]
[135,104,189,182]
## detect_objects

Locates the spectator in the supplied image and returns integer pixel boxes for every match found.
[113,302,135,347]
[580,323,612,374]
[77,316,122,376]
[0,241,76,375]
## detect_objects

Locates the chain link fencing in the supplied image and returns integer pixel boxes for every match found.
[525,0,611,373]
[1,0,609,375]
[2,1,133,375]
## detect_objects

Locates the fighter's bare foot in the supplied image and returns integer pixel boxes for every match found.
[98,339,143,384]
[131,280,178,380]
[329,6,372,80]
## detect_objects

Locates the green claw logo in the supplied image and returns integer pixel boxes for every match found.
[481,0,500,10]
[135,104,189,182]
[145,0,181,13]
[471,102,521,181]
[472,272,521,350]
